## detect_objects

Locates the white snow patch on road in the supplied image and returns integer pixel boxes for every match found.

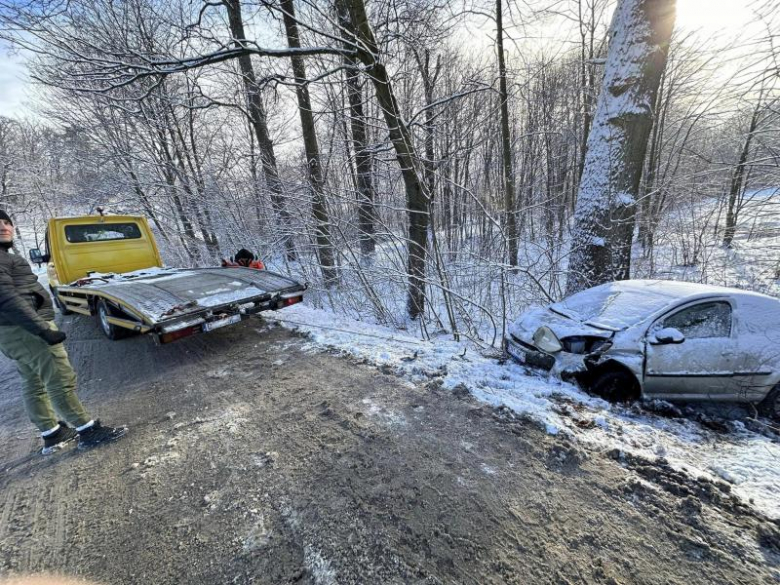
[269,304,780,519]
[304,546,337,585]
[361,398,407,427]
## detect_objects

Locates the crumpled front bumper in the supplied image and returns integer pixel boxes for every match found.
[505,335,556,370]
[505,335,589,376]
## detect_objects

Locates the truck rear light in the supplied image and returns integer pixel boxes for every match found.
[160,325,199,344]
[283,296,302,307]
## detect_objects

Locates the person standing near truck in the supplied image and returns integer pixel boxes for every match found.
[0,210,127,454]
[221,248,265,270]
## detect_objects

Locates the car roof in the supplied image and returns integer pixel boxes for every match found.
[608,279,779,304]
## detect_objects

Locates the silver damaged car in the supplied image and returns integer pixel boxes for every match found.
[505,280,780,419]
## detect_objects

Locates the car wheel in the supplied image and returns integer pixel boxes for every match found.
[96,299,133,341]
[758,386,780,421]
[591,369,641,403]
[50,287,72,315]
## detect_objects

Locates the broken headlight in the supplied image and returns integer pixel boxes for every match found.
[560,336,613,355]
[533,326,563,353]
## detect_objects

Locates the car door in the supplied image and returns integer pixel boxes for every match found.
[730,296,780,402]
[643,299,737,400]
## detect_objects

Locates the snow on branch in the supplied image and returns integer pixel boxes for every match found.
[41,46,356,93]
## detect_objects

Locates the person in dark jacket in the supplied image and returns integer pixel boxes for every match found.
[0,211,126,454]
[221,248,265,270]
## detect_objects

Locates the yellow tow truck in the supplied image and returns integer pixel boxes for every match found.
[29,213,305,343]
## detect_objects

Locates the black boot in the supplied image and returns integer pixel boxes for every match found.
[77,420,127,449]
[42,422,78,455]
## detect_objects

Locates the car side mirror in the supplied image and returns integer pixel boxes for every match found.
[649,327,685,345]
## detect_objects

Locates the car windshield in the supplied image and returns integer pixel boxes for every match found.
[550,284,675,329]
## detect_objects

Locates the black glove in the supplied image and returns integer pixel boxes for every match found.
[40,329,67,346]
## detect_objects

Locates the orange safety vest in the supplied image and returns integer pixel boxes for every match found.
[221,259,265,270]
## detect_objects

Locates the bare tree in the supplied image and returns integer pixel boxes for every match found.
[339,8,377,257]
[280,0,337,285]
[339,0,431,319]
[723,97,764,247]
[223,0,298,261]
[496,0,518,267]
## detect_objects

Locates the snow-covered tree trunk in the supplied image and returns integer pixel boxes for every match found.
[565,0,675,295]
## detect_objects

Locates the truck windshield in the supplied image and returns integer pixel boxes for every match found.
[65,223,142,243]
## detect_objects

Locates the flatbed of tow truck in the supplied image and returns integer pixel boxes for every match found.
[30,213,306,343]
[55,266,306,343]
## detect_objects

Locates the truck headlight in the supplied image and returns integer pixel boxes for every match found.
[533,326,563,353]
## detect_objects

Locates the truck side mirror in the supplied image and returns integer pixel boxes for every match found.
[29,249,50,265]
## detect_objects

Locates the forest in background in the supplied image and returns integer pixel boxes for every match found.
[0,0,778,346]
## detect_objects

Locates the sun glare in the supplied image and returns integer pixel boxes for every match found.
[675,0,756,35]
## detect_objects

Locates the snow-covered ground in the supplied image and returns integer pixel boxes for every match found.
[636,188,780,297]
[268,303,780,520]
[33,264,48,284]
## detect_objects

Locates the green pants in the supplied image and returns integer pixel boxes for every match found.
[0,322,91,432]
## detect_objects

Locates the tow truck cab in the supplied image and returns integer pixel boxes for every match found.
[36,214,162,288]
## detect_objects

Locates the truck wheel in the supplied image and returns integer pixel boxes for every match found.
[50,287,72,316]
[96,299,132,341]
[758,386,780,421]
[591,369,641,403]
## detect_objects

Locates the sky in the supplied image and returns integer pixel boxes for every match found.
[0,0,766,120]
[0,40,27,119]
[676,0,756,33]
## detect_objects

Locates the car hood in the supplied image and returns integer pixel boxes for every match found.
[508,306,614,345]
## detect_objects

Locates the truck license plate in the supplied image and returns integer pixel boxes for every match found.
[203,314,241,332]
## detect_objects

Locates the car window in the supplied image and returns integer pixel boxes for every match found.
[662,301,732,339]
